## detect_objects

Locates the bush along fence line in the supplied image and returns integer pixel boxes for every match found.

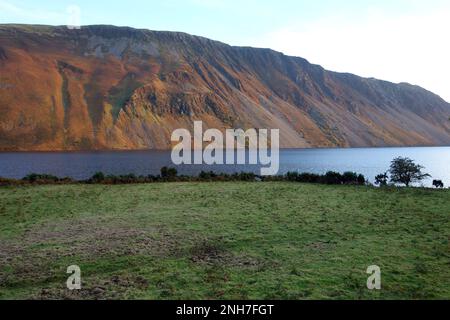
[0,157,445,188]
[0,168,368,186]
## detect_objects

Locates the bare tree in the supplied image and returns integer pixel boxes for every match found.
[389,157,430,187]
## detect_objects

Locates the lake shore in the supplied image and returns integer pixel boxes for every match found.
[1,147,449,186]
[1,182,449,300]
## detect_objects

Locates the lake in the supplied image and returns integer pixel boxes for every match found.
[0,147,449,187]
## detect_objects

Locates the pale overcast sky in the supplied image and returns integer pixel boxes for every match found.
[1,0,449,102]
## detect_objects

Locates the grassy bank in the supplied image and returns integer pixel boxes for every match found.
[0,182,449,300]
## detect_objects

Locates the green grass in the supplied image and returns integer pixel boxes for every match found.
[0,182,449,300]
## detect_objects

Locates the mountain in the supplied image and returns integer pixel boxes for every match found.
[1,24,450,151]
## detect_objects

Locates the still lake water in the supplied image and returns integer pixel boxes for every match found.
[0,147,449,187]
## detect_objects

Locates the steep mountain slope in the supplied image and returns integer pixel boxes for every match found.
[1,24,450,151]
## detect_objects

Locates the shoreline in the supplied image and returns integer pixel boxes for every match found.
[1,145,450,154]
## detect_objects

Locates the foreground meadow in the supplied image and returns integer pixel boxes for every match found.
[0,182,449,299]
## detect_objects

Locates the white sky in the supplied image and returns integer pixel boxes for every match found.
[250,5,450,102]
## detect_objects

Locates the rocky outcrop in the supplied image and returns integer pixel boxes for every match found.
[0,24,449,151]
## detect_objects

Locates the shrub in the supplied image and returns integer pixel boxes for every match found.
[9,168,372,187]
[119,174,138,183]
[375,172,389,186]
[233,172,256,181]
[199,171,218,180]
[286,171,299,182]
[90,172,105,183]
[284,171,364,185]
[298,173,322,183]
[342,172,359,184]
[161,167,178,179]
[357,174,366,185]
[23,173,60,183]
[0,177,22,186]
[324,171,343,185]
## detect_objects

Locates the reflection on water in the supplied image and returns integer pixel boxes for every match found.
[0,147,449,187]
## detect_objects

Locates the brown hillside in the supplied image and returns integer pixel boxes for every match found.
[1,24,450,151]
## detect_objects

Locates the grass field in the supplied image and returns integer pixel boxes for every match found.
[0,182,449,300]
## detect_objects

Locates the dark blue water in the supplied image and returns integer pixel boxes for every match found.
[0,147,449,187]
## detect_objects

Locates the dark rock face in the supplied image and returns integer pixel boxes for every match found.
[0,24,450,151]
[0,47,7,60]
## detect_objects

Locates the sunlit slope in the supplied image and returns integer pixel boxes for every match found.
[1,25,450,150]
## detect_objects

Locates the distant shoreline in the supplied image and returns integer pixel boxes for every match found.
[1,145,450,154]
